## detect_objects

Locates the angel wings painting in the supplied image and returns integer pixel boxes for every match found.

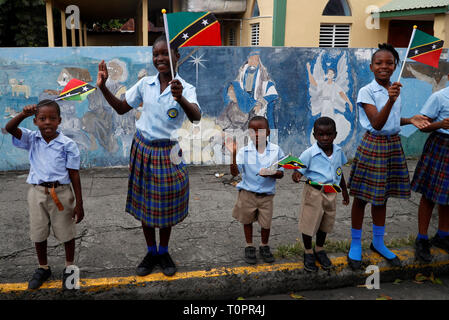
[306,51,354,145]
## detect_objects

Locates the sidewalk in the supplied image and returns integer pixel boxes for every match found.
[1,160,448,299]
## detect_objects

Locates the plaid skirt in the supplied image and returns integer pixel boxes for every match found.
[411,131,449,205]
[348,131,411,205]
[125,130,189,228]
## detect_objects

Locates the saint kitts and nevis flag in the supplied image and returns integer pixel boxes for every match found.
[407,28,444,68]
[164,11,222,49]
[56,78,96,101]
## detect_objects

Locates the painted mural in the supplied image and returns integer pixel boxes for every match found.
[0,46,446,171]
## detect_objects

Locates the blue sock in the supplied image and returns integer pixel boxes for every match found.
[437,230,449,238]
[158,245,168,255]
[417,233,428,240]
[372,224,396,259]
[147,245,157,255]
[348,228,362,261]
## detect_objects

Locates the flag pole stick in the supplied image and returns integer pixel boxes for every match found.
[397,25,417,83]
[162,9,175,80]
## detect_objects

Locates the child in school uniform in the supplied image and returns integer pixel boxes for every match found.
[411,81,449,263]
[347,43,430,270]
[97,34,201,277]
[292,117,349,272]
[228,116,285,264]
[5,100,84,290]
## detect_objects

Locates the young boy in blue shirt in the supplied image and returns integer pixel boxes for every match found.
[5,100,84,290]
[292,117,349,271]
[228,116,285,264]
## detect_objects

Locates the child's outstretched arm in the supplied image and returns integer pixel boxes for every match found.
[68,169,84,224]
[225,137,239,177]
[97,60,133,115]
[400,115,431,129]
[5,104,36,139]
[169,79,201,122]
[340,174,350,206]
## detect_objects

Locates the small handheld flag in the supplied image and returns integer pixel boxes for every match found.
[56,78,96,101]
[275,155,307,170]
[308,180,341,193]
[398,26,444,82]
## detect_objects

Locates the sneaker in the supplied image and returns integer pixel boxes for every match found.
[303,253,318,272]
[314,249,332,270]
[158,252,177,276]
[62,266,78,290]
[244,246,257,264]
[259,245,275,263]
[414,237,432,263]
[136,252,159,276]
[431,233,449,253]
[28,267,51,290]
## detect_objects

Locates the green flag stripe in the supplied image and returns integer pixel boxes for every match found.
[410,29,440,47]
[166,12,208,40]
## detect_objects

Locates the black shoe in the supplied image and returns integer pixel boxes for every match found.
[136,252,159,276]
[347,253,362,271]
[28,267,51,290]
[244,246,257,264]
[158,252,177,276]
[62,266,78,290]
[259,245,275,263]
[415,237,433,263]
[370,243,401,267]
[303,253,318,272]
[314,249,332,270]
[431,233,449,253]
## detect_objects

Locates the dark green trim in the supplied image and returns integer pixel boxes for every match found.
[375,6,449,19]
[272,0,286,46]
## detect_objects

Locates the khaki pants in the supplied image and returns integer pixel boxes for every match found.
[28,184,76,243]
[232,189,274,229]
[298,183,337,237]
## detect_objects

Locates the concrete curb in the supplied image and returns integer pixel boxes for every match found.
[1,247,448,299]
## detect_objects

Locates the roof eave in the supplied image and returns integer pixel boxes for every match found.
[373,6,449,19]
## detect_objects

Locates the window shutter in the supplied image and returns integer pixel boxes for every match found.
[319,24,350,47]
[251,23,260,46]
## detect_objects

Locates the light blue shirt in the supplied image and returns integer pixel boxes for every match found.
[125,73,200,141]
[420,86,449,135]
[236,141,285,195]
[357,79,402,135]
[297,143,347,185]
[12,128,80,185]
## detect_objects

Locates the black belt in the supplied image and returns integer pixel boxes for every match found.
[37,181,61,188]
[249,191,269,197]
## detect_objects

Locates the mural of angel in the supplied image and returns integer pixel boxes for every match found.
[307,51,354,145]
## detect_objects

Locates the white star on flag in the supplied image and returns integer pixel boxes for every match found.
[415,49,419,55]
[182,33,189,40]
[201,19,208,26]
[82,86,88,92]
[432,44,437,49]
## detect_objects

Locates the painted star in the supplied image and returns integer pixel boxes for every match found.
[190,53,207,69]
[182,33,189,40]
[201,19,209,26]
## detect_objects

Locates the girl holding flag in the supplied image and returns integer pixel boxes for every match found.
[347,43,430,270]
[96,34,201,277]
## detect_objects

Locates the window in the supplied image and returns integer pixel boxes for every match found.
[229,28,237,46]
[319,24,350,47]
[252,0,260,17]
[323,0,351,16]
[251,23,260,46]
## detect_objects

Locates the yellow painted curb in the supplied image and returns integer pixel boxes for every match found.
[1,248,448,294]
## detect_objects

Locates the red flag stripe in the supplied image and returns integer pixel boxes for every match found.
[181,21,221,47]
[410,48,443,68]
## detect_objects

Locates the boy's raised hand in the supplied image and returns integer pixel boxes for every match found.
[22,104,37,117]
[97,60,108,89]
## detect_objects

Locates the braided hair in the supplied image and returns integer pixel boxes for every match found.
[371,43,400,66]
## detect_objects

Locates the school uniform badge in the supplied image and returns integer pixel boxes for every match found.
[336,167,342,176]
[167,108,178,119]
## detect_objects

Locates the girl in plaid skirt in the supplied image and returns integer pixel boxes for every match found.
[411,83,449,263]
[347,44,430,270]
[96,35,201,277]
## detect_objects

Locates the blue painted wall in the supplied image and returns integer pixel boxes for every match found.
[0,46,443,171]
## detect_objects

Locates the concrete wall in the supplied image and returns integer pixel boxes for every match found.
[0,46,444,171]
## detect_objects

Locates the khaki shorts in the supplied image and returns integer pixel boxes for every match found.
[232,189,274,229]
[298,183,337,237]
[27,184,76,243]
